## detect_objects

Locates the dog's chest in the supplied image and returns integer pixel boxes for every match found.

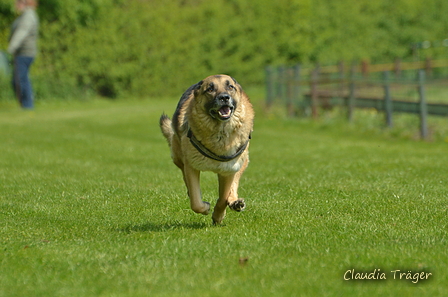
[185,120,248,174]
[189,150,246,174]
[214,128,232,142]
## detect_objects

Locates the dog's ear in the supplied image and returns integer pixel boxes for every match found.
[231,77,243,93]
[193,80,203,97]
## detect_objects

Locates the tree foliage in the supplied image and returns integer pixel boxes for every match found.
[1,0,447,98]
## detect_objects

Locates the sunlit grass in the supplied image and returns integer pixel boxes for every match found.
[0,98,447,296]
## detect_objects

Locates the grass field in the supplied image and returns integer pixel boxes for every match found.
[0,96,447,296]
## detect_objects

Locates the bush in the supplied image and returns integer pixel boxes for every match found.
[1,0,447,99]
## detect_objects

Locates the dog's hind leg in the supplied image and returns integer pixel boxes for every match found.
[183,163,210,215]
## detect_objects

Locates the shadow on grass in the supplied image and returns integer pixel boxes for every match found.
[117,221,209,233]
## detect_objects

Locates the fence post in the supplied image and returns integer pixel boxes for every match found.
[310,67,319,119]
[418,69,428,140]
[383,71,393,127]
[394,58,402,78]
[361,60,370,78]
[276,66,285,104]
[286,67,294,116]
[292,64,301,116]
[425,57,432,78]
[265,66,274,108]
[338,61,345,99]
[347,65,356,122]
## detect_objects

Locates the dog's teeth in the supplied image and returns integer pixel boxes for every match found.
[219,107,231,117]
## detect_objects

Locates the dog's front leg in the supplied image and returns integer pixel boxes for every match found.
[213,174,233,224]
[213,172,246,224]
[183,163,210,215]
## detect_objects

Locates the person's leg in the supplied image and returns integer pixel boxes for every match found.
[13,56,34,109]
[12,58,20,104]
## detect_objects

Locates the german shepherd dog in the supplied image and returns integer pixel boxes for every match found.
[160,75,254,224]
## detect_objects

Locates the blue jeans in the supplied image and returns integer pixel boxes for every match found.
[12,56,34,109]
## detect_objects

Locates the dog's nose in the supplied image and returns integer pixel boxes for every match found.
[217,93,231,104]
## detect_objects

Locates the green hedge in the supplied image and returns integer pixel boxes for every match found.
[0,0,447,99]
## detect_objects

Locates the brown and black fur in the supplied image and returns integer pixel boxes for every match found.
[160,75,254,224]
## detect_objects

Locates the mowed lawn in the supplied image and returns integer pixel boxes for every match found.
[0,97,447,297]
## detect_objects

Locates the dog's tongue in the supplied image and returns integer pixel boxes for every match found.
[218,106,232,117]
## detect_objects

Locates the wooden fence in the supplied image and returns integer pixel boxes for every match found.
[266,59,448,139]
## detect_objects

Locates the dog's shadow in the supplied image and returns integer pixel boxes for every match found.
[117,221,209,233]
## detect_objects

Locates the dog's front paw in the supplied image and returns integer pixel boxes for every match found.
[201,202,211,215]
[229,199,246,212]
[212,211,226,225]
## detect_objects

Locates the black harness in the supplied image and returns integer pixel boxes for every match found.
[187,128,251,162]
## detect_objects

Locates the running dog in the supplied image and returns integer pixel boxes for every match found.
[160,75,254,224]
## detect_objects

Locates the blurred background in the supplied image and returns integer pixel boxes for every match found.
[0,0,447,100]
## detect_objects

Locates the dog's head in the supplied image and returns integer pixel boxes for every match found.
[194,75,242,122]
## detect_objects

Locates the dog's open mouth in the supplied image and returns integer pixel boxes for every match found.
[218,106,233,119]
[210,105,234,121]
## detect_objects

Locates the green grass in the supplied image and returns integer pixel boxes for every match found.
[1,97,447,297]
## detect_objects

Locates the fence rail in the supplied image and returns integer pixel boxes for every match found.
[266,59,448,139]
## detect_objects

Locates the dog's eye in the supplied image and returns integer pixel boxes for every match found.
[206,84,214,93]
[228,85,235,91]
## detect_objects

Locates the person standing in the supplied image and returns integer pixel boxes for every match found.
[8,0,39,109]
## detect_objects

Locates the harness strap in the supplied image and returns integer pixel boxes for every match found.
[187,129,251,162]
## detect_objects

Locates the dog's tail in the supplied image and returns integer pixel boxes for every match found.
[159,113,174,146]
